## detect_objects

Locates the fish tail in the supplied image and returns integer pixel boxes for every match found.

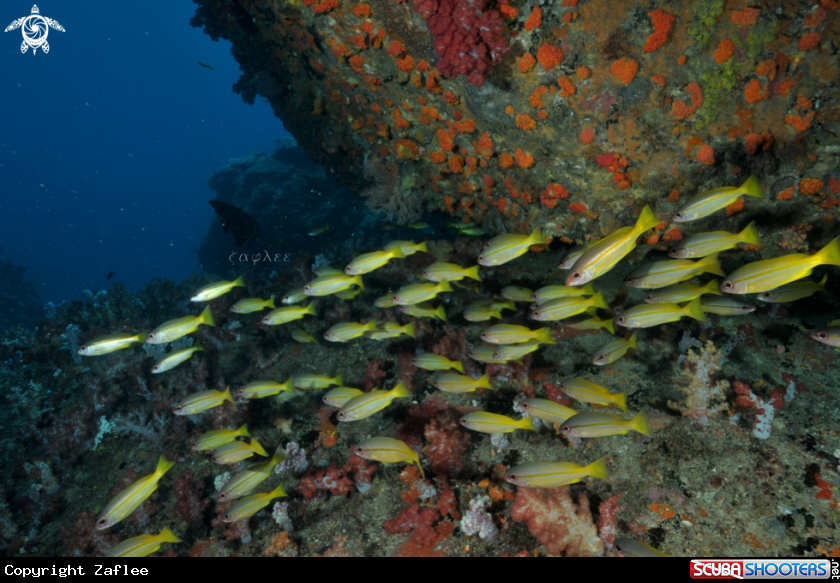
[739,221,761,246]
[390,381,411,398]
[528,226,548,247]
[501,300,516,311]
[632,411,653,437]
[699,252,726,276]
[684,297,706,321]
[233,276,246,288]
[270,484,288,499]
[193,339,205,352]
[238,424,250,438]
[818,274,828,291]
[705,279,723,296]
[476,374,492,389]
[365,320,379,331]
[814,237,840,267]
[158,527,182,544]
[390,246,405,259]
[250,438,268,457]
[353,275,365,290]
[436,305,447,321]
[333,374,343,387]
[199,306,215,327]
[266,296,276,309]
[741,175,763,198]
[133,331,148,343]
[438,280,453,293]
[613,392,628,413]
[452,359,465,373]
[591,291,609,310]
[155,455,176,477]
[465,265,482,281]
[416,242,428,253]
[581,282,595,296]
[627,332,637,348]
[305,303,317,316]
[635,205,660,233]
[413,453,425,479]
[403,322,416,338]
[222,386,233,403]
[271,445,289,465]
[585,457,611,482]
[603,318,616,335]
[519,416,537,431]
[534,327,557,345]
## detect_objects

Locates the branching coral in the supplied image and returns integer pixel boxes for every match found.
[668,341,730,425]
[361,157,422,223]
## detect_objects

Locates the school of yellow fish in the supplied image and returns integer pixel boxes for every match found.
[78,175,840,556]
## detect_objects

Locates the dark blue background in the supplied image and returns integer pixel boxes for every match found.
[0,1,288,303]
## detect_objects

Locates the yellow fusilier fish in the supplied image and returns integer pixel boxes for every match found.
[493,341,541,361]
[519,398,577,425]
[323,387,364,408]
[146,306,215,344]
[616,297,705,328]
[374,293,398,308]
[151,341,205,374]
[532,283,595,304]
[191,424,250,451]
[756,275,827,303]
[463,305,501,322]
[337,382,411,421]
[336,288,363,300]
[422,262,481,282]
[105,527,182,558]
[218,447,287,502]
[292,373,342,389]
[221,485,287,522]
[78,331,146,356]
[382,240,428,256]
[324,321,379,342]
[352,437,424,478]
[236,380,294,400]
[643,280,721,304]
[469,345,511,364]
[291,328,318,343]
[366,321,416,340]
[504,457,609,488]
[303,272,364,297]
[345,247,405,276]
[501,285,534,303]
[560,378,627,412]
[459,412,536,434]
[530,292,609,322]
[392,280,452,305]
[432,372,492,393]
[261,304,316,326]
[173,386,233,415]
[412,353,464,373]
[407,221,429,229]
[191,276,246,302]
[477,227,549,267]
[672,175,763,222]
[615,538,670,557]
[721,237,840,294]
[668,221,761,259]
[212,438,269,464]
[282,286,307,304]
[566,315,616,335]
[700,296,756,315]
[624,253,725,289]
[557,238,605,269]
[560,411,652,438]
[480,324,555,345]
[449,221,476,231]
[810,326,840,347]
[483,298,517,312]
[592,333,637,365]
[96,456,175,530]
[400,303,446,321]
[231,296,275,314]
[566,206,659,286]
[462,227,487,236]
[309,223,331,236]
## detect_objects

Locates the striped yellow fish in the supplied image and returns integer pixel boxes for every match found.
[323,387,364,408]
[413,353,464,373]
[78,331,146,356]
[530,292,608,322]
[721,237,840,294]
[352,437,424,477]
[643,280,721,304]
[382,240,428,256]
[262,304,316,326]
[459,412,536,434]
[501,286,534,302]
[291,328,318,343]
[96,456,175,530]
[324,321,378,342]
[236,380,294,400]
[422,262,481,282]
[519,398,577,425]
[616,297,705,328]
[615,538,670,557]
[151,341,205,374]
[558,238,605,270]
[173,386,232,415]
[673,175,763,222]
[147,306,215,344]
[106,527,182,558]
[463,305,503,322]
[700,296,756,315]
[303,272,364,297]
[212,439,268,464]
[478,227,549,267]
[592,333,637,365]
[756,275,827,303]
[432,373,492,393]
[480,324,555,345]
[365,321,416,340]
[218,447,287,502]
[392,281,452,305]
[231,296,275,314]
[566,315,616,335]
[469,345,512,364]
[810,326,840,347]
[560,378,627,412]
[191,424,250,451]
[191,276,245,302]
[493,341,541,361]
[504,457,609,488]
[221,485,286,522]
[668,221,761,259]
[399,302,446,323]
[282,286,307,304]
[624,253,724,289]
[560,411,652,438]
[374,293,398,308]
[532,283,595,303]
[293,373,342,389]
[345,247,405,275]
[566,206,659,286]
[337,382,411,421]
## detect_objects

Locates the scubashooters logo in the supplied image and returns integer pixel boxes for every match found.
[5,5,65,54]
[690,558,836,580]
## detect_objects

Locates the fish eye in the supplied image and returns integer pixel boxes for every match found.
[353,446,364,455]
[174,405,182,412]
[723,282,733,289]
[147,334,154,341]
[459,419,468,426]
[818,333,827,339]
[618,317,625,323]
[478,256,485,262]
[520,403,529,409]
[595,356,604,363]
[572,272,581,280]
[508,474,517,480]
[675,212,683,218]
[223,514,231,521]
[533,311,541,317]
[213,456,220,463]
[644,295,652,301]
[324,333,330,339]
[480,333,487,339]
[561,425,569,432]
[97,518,106,525]
[304,286,310,291]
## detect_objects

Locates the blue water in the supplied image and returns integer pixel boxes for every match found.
[0,0,289,304]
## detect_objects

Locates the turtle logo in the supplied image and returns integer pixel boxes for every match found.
[5,5,65,55]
